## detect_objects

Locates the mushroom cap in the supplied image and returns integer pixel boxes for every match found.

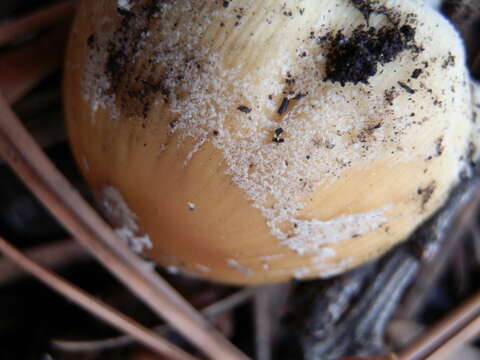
[64,0,474,284]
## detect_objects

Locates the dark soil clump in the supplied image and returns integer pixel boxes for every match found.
[324,24,417,86]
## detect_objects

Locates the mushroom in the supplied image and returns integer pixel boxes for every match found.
[64,0,477,284]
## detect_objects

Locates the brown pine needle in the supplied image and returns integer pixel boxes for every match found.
[52,287,257,353]
[0,1,77,46]
[426,315,480,360]
[398,290,480,360]
[0,238,88,285]
[202,287,257,318]
[0,22,69,104]
[0,95,249,360]
[0,236,198,360]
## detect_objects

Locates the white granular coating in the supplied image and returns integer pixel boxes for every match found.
[99,186,153,253]
[150,32,400,255]
[184,138,207,166]
[82,1,470,257]
[286,206,391,255]
[259,254,286,262]
[115,228,152,254]
[227,259,254,277]
[195,264,211,273]
[310,247,337,263]
[293,258,352,280]
[317,259,353,279]
[293,267,311,280]
[81,14,117,118]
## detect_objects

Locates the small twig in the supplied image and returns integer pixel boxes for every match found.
[0,95,249,360]
[52,287,257,352]
[0,1,76,46]
[0,22,69,104]
[0,239,88,286]
[0,236,198,360]
[398,290,480,360]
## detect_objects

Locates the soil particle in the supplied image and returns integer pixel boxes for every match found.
[350,0,375,23]
[417,181,436,210]
[442,52,456,68]
[435,137,444,156]
[411,68,423,79]
[323,21,418,86]
[237,105,252,114]
[278,97,290,115]
[103,0,169,118]
[397,81,416,94]
[384,87,399,105]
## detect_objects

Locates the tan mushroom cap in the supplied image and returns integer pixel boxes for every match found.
[64,0,474,284]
